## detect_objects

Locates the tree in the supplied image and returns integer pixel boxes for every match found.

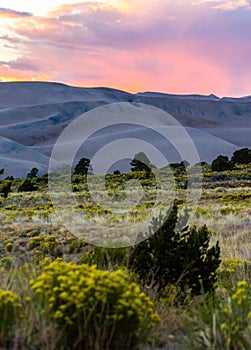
[18,179,38,192]
[194,161,208,166]
[0,169,4,176]
[231,148,251,165]
[130,152,154,173]
[180,160,190,167]
[74,158,91,175]
[5,176,14,181]
[129,204,221,297]
[0,181,11,198]
[130,152,156,181]
[211,155,233,172]
[27,167,39,179]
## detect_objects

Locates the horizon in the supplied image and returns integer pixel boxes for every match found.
[0,0,251,97]
[0,80,250,98]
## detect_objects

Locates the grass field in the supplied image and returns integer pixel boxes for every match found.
[0,163,250,349]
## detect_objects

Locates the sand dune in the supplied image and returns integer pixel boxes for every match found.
[0,136,49,177]
[0,82,250,177]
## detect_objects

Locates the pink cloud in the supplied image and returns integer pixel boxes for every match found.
[194,0,251,10]
[0,7,32,18]
[0,1,251,96]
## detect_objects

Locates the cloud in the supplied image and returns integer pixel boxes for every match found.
[0,7,33,18]
[0,35,28,44]
[214,0,251,10]
[0,1,251,96]
[4,3,189,51]
[193,0,251,10]
[1,57,41,72]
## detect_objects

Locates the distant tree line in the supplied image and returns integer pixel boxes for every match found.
[0,147,250,197]
[211,148,251,172]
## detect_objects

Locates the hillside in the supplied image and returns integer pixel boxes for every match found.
[0,82,250,176]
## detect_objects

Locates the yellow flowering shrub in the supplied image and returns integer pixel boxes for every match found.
[218,281,251,349]
[28,235,57,253]
[185,280,251,349]
[218,258,251,288]
[30,259,159,349]
[5,242,13,252]
[0,289,22,342]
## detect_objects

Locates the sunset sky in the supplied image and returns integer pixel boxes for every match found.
[0,0,250,96]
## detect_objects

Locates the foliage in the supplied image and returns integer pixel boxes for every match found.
[218,259,251,288]
[0,156,249,348]
[28,235,57,253]
[18,179,38,192]
[30,259,159,349]
[231,148,251,165]
[130,152,154,172]
[184,281,251,349]
[129,204,221,297]
[130,152,155,180]
[211,155,233,172]
[0,289,22,343]
[27,167,39,179]
[5,242,13,252]
[0,181,11,198]
[169,161,189,188]
[74,157,91,175]
[81,246,130,270]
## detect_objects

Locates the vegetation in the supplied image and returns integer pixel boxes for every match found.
[0,148,250,349]
[231,148,251,165]
[0,181,11,198]
[73,157,91,175]
[27,168,39,179]
[130,203,221,297]
[30,259,159,349]
[130,152,155,179]
[211,155,233,172]
[0,290,21,346]
[18,179,38,192]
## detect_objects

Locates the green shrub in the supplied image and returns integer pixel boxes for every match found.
[129,204,221,297]
[211,155,233,172]
[30,259,159,349]
[18,179,38,192]
[0,256,13,269]
[183,281,251,349]
[69,239,85,253]
[0,181,11,198]
[0,289,22,343]
[231,148,251,165]
[81,246,130,269]
[28,235,57,253]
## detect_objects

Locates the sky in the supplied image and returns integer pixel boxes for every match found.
[0,0,251,96]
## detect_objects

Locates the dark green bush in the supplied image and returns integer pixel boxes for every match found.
[211,155,233,172]
[129,204,221,297]
[231,148,251,164]
[27,167,39,179]
[73,157,91,175]
[18,179,38,192]
[0,181,11,198]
